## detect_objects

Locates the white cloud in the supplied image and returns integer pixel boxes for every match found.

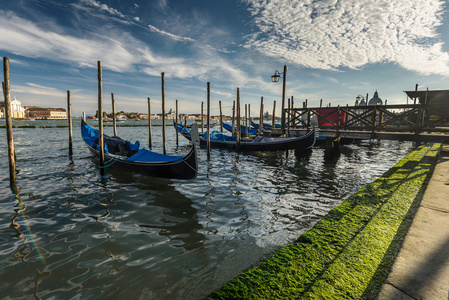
[0,10,249,85]
[26,83,60,91]
[156,0,169,13]
[0,10,141,72]
[80,0,126,18]
[147,25,195,42]
[210,89,233,97]
[77,0,195,43]
[13,83,65,98]
[243,0,449,76]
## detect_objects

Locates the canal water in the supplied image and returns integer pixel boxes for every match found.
[0,119,414,299]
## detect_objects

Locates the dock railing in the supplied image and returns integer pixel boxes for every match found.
[284,103,449,142]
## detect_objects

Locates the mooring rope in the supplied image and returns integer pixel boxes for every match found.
[99,156,121,169]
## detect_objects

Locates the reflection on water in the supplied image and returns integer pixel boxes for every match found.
[0,120,415,299]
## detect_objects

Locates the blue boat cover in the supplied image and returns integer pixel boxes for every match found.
[203,130,236,141]
[176,124,191,135]
[178,125,236,141]
[125,148,183,163]
[223,123,257,135]
[129,141,140,151]
[81,122,99,147]
[81,122,109,154]
[81,122,142,155]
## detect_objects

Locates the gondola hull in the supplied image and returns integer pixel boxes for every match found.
[85,144,198,180]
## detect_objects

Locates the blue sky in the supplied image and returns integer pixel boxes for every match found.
[2,0,449,117]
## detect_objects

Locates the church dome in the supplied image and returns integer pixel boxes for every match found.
[368,91,382,105]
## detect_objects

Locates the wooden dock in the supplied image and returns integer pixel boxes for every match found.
[283,103,449,143]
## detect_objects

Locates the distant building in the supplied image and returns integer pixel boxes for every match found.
[0,97,26,118]
[26,107,67,119]
[48,108,67,119]
[0,98,67,120]
[11,97,26,118]
[368,91,383,105]
[355,91,383,106]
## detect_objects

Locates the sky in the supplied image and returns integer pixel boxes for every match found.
[1,0,449,117]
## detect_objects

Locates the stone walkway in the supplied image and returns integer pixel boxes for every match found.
[377,145,449,299]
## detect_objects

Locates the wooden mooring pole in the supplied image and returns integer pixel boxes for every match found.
[148,97,152,149]
[245,104,248,137]
[67,90,73,156]
[111,93,117,136]
[231,100,235,136]
[287,98,291,136]
[236,88,241,148]
[259,96,264,136]
[201,101,204,135]
[97,61,105,175]
[248,104,251,131]
[3,57,16,186]
[219,100,223,133]
[161,72,166,154]
[207,82,211,160]
[281,65,287,136]
[175,99,179,146]
[272,100,276,131]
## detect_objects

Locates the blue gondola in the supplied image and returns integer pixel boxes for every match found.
[81,119,197,180]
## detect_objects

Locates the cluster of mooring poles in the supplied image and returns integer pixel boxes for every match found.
[3,57,348,186]
[93,63,173,175]
[2,58,188,182]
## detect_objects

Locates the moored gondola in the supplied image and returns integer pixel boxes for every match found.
[175,123,315,151]
[81,119,197,180]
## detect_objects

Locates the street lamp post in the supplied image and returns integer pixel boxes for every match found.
[272,65,287,135]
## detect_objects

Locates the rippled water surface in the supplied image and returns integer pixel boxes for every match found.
[0,119,414,299]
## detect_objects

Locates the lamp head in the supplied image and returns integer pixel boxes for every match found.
[271,74,280,82]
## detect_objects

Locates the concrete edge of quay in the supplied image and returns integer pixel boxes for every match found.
[377,144,449,300]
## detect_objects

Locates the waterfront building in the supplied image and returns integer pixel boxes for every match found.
[0,97,26,118]
[26,107,67,119]
[48,108,67,119]
[11,97,26,118]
